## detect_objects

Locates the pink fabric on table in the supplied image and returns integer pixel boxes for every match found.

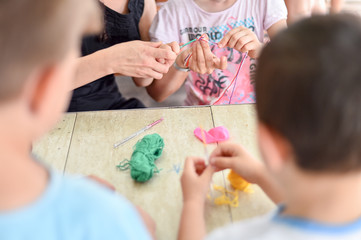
[194,126,230,144]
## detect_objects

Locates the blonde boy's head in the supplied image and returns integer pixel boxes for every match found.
[0,0,101,102]
[0,0,101,143]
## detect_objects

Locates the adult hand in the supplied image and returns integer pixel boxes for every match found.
[218,26,262,58]
[181,157,215,204]
[108,41,177,79]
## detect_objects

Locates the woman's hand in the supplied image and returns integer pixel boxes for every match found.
[218,26,263,58]
[107,40,177,79]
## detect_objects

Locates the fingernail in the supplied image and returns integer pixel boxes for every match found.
[209,158,215,164]
[218,43,223,48]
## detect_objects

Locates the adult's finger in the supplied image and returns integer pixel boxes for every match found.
[169,41,181,54]
[150,47,177,60]
[146,41,163,48]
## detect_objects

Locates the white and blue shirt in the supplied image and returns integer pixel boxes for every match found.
[206,206,361,240]
[0,170,151,240]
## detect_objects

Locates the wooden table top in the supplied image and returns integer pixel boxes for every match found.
[33,105,274,240]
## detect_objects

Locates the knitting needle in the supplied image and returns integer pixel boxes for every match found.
[114,118,164,149]
[199,126,214,198]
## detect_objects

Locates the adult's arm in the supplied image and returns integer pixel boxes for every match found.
[71,41,175,90]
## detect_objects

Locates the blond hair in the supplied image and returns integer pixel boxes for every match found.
[0,0,102,101]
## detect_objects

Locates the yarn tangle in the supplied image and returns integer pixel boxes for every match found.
[117,133,164,182]
[213,170,253,207]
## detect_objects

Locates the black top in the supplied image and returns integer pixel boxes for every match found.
[68,0,145,112]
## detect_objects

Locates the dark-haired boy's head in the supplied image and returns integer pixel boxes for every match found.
[256,14,361,173]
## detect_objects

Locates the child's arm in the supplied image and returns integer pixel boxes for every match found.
[267,20,287,39]
[330,0,344,13]
[210,142,284,204]
[178,157,215,240]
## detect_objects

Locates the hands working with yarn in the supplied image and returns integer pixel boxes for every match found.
[218,26,263,59]
[176,35,228,74]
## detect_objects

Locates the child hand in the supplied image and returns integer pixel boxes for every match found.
[218,26,263,58]
[210,142,265,184]
[181,157,215,204]
[189,39,227,74]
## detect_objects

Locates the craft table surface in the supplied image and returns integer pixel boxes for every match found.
[33,105,275,240]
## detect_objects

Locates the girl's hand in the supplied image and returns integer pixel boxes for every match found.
[175,37,227,75]
[218,26,263,58]
[210,142,265,184]
[181,157,215,204]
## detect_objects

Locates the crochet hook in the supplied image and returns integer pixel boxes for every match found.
[114,118,164,149]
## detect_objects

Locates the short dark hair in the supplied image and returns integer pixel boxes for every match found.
[256,14,361,173]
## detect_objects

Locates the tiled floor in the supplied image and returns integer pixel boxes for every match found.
[116,0,361,108]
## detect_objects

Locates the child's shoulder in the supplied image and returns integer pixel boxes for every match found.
[0,170,151,240]
[206,212,275,240]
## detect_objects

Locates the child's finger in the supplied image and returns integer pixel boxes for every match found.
[218,26,247,48]
[234,35,253,51]
[200,165,216,183]
[228,31,249,49]
[241,41,259,54]
[196,42,207,74]
[209,142,240,159]
[210,156,238,170]
[200,40,214,74]
[213,56,227,70]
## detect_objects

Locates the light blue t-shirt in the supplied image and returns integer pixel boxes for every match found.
[0,170,151,240]
[206,206,361,240]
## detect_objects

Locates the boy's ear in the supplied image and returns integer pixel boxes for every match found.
[25,65,57,116]
[257,123,294,172]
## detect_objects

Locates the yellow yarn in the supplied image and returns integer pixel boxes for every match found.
[227,170,253,193]
[213,185,239,208]
[212,170,253,207]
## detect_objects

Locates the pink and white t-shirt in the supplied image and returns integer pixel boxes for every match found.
[150,0,287,105]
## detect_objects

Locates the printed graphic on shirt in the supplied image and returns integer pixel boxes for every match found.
[182,17,257,105]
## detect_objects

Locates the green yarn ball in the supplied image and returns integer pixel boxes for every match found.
[129,133,164,182]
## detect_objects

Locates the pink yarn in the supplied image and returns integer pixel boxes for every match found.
[194,126,230,144]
